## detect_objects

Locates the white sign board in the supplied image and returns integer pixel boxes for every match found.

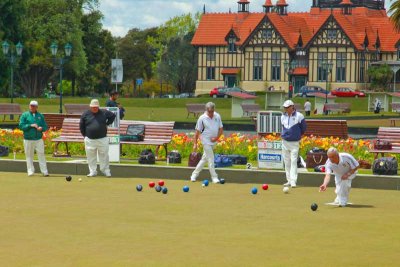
[97,107,120,162]
[107,135,120,162]
[111,59,123,84]
[258,140,283,169]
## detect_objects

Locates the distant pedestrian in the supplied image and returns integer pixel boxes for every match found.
[80,99,116,177]
[304,99,312,116]
[281,100,307,187]
[190,102,223,184]
[374,98,382,114]
[106,90,125,119]
[319,147,359,207]
[19,100,49,176]
[289,84,293,98]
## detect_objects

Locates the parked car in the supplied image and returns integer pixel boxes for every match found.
[331,87,366,98]
[161,94,175,98]
[177,92,195,98]
[210,86,227,98]
[298,85,328,97]
[210,86,255,98]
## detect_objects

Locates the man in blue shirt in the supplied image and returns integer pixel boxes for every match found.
[281,100,306,187]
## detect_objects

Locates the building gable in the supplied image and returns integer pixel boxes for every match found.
[244,17,286,47]
[308,15,353,48]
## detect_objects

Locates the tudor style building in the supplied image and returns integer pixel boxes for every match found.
[191,0,400,95]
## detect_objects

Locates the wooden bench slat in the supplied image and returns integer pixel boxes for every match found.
[370,126,400,159]
[0,103,22,121]
[186,104,205,118]
[51,118,175,158]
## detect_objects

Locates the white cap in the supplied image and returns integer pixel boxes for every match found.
[282,100,294,108]
[90,99,100,107]
[29,100,38,106]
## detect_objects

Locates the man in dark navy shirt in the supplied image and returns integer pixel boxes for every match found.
[281,100,307,188]
[80,99,116,177]
[106,91,125,119]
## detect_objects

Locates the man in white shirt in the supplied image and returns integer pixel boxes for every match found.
[304,99,312,116]
[190,102,223,183]
[319,147,359,207]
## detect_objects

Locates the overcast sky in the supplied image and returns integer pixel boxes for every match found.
[99,0,313,37]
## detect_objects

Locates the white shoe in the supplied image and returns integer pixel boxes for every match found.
[283,182,290,186]
[87,172,97,177]
[190,177,196,182]
[104,173,111,177]
[43,173,49,177]
[28,173,34,177]
[212,178,220,184]
[290,182,297,188]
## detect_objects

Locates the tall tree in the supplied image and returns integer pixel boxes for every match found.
[77,10,115,95]
[117,28,158,94]
[152,13,200,94]
[0,0,26,97]
[20,0,90,97]
[158,32,197,94]
[390,0,400,31]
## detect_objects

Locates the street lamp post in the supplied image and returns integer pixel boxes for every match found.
[284,60,297,99]
[2,41,23,105]
[322,60,333,104]
[50,42,72,114]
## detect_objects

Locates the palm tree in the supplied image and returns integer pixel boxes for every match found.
[390,0,400,32]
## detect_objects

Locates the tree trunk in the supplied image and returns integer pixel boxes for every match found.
[72,74,75,96]
[20,66,53,97]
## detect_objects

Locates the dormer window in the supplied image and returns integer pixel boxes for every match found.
[262,29,273,39]
[327,29,337,40]
[228,38,237,52]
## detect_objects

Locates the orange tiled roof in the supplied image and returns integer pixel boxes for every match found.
[192,6,400,52]
[192,13,265,46]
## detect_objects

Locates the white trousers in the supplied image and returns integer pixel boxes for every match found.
[282,140,300,184]
[84,137,110,175]
[335,178,352,205]
[23,139,48,176]
[190,144,218,180]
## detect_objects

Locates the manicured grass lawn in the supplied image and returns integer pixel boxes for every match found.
[0,96,393,125]
[0,172,399,266]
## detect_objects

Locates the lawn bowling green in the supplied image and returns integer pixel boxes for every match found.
[0,172,399,266]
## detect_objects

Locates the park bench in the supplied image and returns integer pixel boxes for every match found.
[0,103,22,121]
[241,103,261,117]
[64,104,89,115]
[304,119,348,139]
[369,127,400,159]
[51,118,175,158]
[186,103,205,118]
[43,113,81,130]
[391,102,400,112]
[255,117,348,139]
[324,103,351,114]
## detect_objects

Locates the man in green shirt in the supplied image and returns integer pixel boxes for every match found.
[19,100,49,176]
